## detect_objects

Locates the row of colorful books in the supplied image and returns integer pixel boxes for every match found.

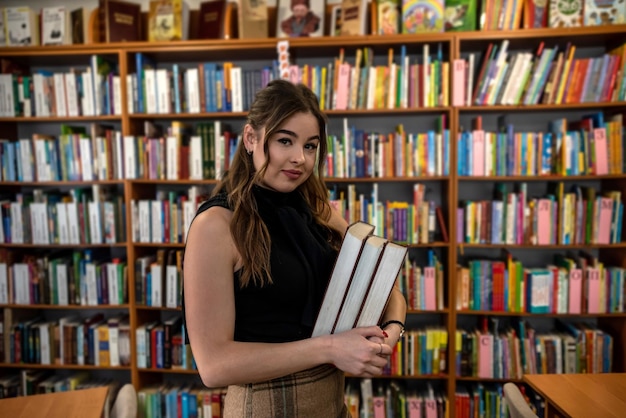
[345,379,448,418]
[456,40,626,107]
[457,114,625,177]
[130,189,202,245]
[0,57,118,118]
[0,251,128,307]
[137,385,226,418]
[383,327,449,376]
[134,250,184,309]
[454,382,544,418]
[328,183,447,244]
[456,320,613,378]
[457,183,623,246]
[399,250,446,311]
[0,187,126,245]
[2,312,130,367]
[456,256,626,314]
[136,317,196,371]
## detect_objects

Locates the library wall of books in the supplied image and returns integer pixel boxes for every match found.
[0,0,625,417]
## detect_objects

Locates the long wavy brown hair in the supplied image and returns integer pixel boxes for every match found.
[213,80,343,288]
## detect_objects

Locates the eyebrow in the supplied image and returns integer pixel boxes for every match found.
[276,129,320,141]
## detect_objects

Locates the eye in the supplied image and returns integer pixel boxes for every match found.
[305,142,319,151]
[277,138,292,145]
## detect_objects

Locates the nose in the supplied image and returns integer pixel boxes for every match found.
[291,147,306,164]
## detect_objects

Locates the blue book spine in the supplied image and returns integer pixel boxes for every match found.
[173,64,181,114]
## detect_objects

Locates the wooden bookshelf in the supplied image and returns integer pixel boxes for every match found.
[0,23,625,417]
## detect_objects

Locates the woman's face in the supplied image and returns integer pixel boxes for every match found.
[250,112,320,193]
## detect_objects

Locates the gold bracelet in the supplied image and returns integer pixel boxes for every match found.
[381,320,405,338]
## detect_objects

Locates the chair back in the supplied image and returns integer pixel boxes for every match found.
[503,382,539,418]
[110,383,137,418]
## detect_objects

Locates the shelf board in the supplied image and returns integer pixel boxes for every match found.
[457,243,626,249]
[458,174,626,181]
[0,363,131,370]
[0,243,127,249]
[457,311,626,317]
[0,303,129,310]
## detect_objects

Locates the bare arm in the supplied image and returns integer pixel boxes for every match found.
[183,206,390,388]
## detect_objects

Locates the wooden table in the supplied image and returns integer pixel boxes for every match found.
[523,373,626,418]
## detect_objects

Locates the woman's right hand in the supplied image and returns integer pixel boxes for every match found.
[328,326,391,377]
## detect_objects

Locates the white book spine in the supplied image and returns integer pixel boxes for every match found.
[0,74,15,117]
[0,263,8,304]
[151,265,162,307]
[136,326,146,368]
[85,263,98,305]
[53,72,67,117]
[230,66,243,112]
[189,136,203,180]
[79,137,94,181]
[39,323,51,364]
[56,263,69,305]
[56,202,69,244]
[138,200,151,243]
[65,73,79,116]
[112,75,122,115]
[186,68,200,113]
[108,322,120,366]
[144,68,157,114]
[166,136,179,180]
[19,139,34,182]
[151,200,162,243]
[156,68,170,114]
[88,200,103,244]
[107,263,119,305]
[123,135,137,179]
[10,202,24,244]
[165,265,178,308]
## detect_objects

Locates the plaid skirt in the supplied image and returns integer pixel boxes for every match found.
[223,364,351,418]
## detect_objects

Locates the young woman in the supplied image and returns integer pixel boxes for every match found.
[183,80,407,417]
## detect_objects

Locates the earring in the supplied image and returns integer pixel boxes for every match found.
[247,149,252,155]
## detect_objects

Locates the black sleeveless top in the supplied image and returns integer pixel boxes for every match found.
[183,185,338,343]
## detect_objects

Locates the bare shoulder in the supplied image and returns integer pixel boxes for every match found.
[185,206,238,266]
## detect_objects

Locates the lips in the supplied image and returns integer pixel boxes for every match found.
[282,170,302,179]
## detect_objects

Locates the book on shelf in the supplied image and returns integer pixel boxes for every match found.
[329,4,343,36]
[237,0,269,39]
[70,7,91,44]
[0,8,5,46]
[523,0,549,28]
[41,6,72,46]
[198,0,228,39]
[277,0,325,38]
[401,0,445,33]
[339,0,369,35]
[312,221,408,336]
[443,0,477,31]
[376,0,401,34]
[4,7,40,46]
[98,0,142,43]
[583,0,626,26]
[148,0,190,42]
[549,0,583,27]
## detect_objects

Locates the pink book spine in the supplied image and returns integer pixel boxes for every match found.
[569,268,583,314]
[424,397,438,418]
[593,127,609,175]
[478,334,493,378]
[586,267,601,313]
[373,396,386,418]
[537,198,552,244]
[288,65,300,85]
[334,63,351,110]
[472,130,486,176]
[452,59,467,106]
[407,397,422,418]
[597,196,613,244]
[424,266,437,310]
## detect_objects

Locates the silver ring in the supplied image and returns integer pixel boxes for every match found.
[378,343,383,355]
